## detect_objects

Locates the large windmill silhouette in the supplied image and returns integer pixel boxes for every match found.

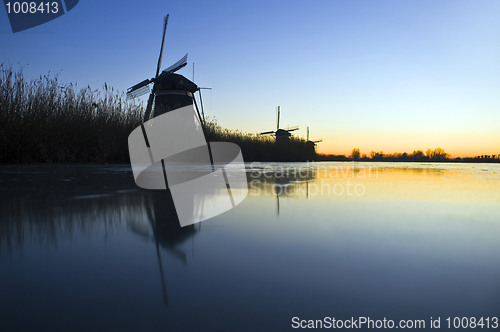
[126,14,207,126]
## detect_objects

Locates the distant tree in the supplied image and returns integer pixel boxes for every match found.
[351,148,361,160]
[432,147,448,160]
[362,154,367,159]
[390,152,401,159]
[424,148,449,160]
[411,150,425,159]
[370,151,384,160]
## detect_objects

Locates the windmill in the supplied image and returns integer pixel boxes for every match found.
[306,126,322,149]
[259,106,299,141]
[126,14,206,125]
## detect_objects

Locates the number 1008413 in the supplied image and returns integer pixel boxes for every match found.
[446,317,498,329]
[5,2,59,14]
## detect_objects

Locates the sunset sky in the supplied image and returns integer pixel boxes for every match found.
[2,0,499,157]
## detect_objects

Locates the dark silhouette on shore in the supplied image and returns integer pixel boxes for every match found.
[1,65,497,164]
[0,65,313,163]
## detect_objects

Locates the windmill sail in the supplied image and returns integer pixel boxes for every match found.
[284,125,299,132]
[127,84,151,100]
[126,54,189,100]
[306,127,322,148]
[161,54,188,76]
[277,106,280,131]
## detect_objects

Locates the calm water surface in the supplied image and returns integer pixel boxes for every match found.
[1,162,499,331]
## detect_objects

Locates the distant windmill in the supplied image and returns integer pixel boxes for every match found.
[259,106,299,141]
[126,14,207,125]
[306,126,322,149]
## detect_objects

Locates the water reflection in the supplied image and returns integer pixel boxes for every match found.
[247,162,315,201]
[246,162,500,204]
[3,162,496,256]
[1,163,499,331]
[0,185,200,307]
[0,192,134,255]
[127,192,199,306]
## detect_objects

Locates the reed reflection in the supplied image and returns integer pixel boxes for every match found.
[0,186,198,307]
[0,192,140,255]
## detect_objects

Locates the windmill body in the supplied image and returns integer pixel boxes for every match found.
[127,51,201,122]
[154,73,198,117]
[306,126,322,155]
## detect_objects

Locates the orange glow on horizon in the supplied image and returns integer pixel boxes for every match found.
[314,133,500,159]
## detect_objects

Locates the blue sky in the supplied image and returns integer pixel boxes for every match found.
[2,0,499,156]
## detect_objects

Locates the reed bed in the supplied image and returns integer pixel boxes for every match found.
[0,64,143,163]
[204,119,315,162]
[0,65,316,163]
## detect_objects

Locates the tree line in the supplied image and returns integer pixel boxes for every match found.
[343,148,499,162]
[316,148,499,163]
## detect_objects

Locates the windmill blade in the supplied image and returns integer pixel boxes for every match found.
[259,130,275,135]
[285,125,299,132]
[313,139,322,143]
[161,53,188,76]
[126,84,151,100]
[128,78,152,92]
[144,14,169,122]
[276,106,280,130]
[155,14,170,78]
[127,78,152,96]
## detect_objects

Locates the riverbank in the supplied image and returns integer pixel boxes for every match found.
[1,65,497,164]
[0,65,316,163]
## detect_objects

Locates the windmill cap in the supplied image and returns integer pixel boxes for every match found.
[157,73,198,93]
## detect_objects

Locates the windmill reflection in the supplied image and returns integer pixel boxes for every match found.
[127,191,199,307]
[275,172,316,217]
[248,164,316,217]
